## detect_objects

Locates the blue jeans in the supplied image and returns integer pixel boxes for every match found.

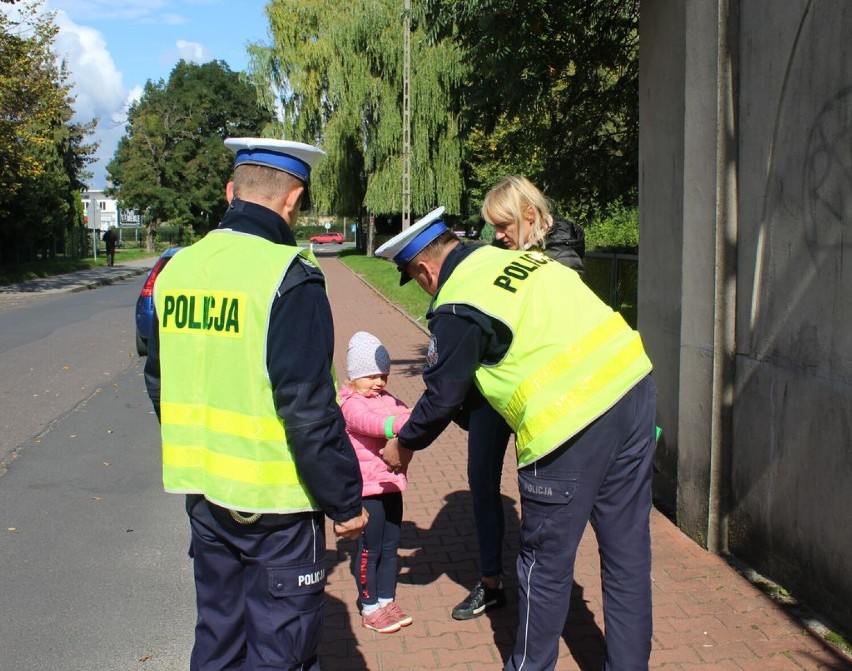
[467,401,513,579]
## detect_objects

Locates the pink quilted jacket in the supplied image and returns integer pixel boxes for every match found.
[339,386,411,496]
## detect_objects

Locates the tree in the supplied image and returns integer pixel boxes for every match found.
[107,60,270,251]
[245,0,468,217]
[422,0,640,220]
[0,0,97,265]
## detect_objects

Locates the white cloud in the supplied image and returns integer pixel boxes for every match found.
[53,11,125,122]
[126,85,144,107]
[174,39,209,63]
[51,11,130,187]
[162,14,190,25]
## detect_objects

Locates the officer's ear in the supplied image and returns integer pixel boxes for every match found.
[280,184,305,227]
[409,258,439,295]
[284,184,304,212]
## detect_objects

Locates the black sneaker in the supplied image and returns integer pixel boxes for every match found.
[451,581,506,620]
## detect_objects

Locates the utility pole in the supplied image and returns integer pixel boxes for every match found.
[402,0,412,229]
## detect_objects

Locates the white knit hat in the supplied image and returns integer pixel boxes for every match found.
[347,331,391,380]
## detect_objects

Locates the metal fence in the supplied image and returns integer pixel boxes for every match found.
[584,250,639,328]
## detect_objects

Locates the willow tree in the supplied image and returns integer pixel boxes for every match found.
[245,0,467,217]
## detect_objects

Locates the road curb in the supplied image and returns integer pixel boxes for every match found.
[67,267,150,293]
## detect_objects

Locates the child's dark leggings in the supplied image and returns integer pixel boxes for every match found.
[356,492,403,607]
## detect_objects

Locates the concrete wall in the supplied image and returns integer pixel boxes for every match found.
[637,2,685,519]
[640,0,852,634]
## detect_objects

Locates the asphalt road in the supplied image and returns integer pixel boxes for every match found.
[0,277,194,670]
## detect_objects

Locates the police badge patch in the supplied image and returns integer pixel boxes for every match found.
[426,334,439,367]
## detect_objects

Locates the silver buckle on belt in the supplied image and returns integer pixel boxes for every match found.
[229,510,262,525]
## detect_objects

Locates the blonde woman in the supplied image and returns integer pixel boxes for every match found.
[451,176,585,620]
[481,174,584,275]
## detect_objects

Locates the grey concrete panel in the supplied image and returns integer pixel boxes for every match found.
[730,0,852,632]
[675,0,726,542]
[730,357,852,631]
[640,0,852,635]
[638,1,687,515]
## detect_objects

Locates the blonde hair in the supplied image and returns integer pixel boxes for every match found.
[232,164,303,202]
[481,175,554,250]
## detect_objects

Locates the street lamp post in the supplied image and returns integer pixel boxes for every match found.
[89,196,98,261]
[402,0,411,230]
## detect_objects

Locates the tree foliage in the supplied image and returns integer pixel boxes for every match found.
[246,0,639,225]
[107,60,271,250]
[0,0,97,265]
[423,0,640,221]
[245,0,467,217]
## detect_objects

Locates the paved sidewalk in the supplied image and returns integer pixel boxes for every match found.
[317,251,851,671]
[0,256,154,297]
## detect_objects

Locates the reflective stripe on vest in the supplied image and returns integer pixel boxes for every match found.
[154,230,320,513]
[435,246,652,467]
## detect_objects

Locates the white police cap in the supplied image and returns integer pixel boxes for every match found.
[375,206,448,285]
[225,137,326,210]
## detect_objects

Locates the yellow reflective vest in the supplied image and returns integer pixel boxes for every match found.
[154,230,320,513]
[435,246,652,467]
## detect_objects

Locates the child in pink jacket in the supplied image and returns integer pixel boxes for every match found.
[340,331,413,634]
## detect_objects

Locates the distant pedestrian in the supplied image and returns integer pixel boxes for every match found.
[102,227,118,266]
[340,331,414,634]
[376,206,656,671]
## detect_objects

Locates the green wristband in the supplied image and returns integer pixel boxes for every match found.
[384,416,396,440]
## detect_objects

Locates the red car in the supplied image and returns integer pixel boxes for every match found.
[309,231,345,244]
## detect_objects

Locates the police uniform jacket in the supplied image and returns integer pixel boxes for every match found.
[397,243,510,450]
[144,198,363,523]
[458,217,586,430]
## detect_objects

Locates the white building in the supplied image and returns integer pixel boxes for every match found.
[81,189,119,234]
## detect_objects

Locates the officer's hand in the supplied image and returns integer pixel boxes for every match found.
[333,509,369,540]
[380,437,414,473]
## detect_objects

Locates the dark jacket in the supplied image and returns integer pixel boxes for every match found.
[103,229,118,251]
[144,198,363,523]
[542,216,585,276]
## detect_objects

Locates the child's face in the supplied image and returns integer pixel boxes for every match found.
[351,374,388,398]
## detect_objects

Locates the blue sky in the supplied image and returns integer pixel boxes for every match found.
[43,0,271,189]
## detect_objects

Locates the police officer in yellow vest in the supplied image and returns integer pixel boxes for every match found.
[376,207,657,671]
[144,138,368,671]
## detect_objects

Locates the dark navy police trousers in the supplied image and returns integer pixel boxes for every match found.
[186,495,326,671]
[505,375,657,671]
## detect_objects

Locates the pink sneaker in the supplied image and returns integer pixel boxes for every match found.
[384,602,413,627]
[361,606,401,633]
